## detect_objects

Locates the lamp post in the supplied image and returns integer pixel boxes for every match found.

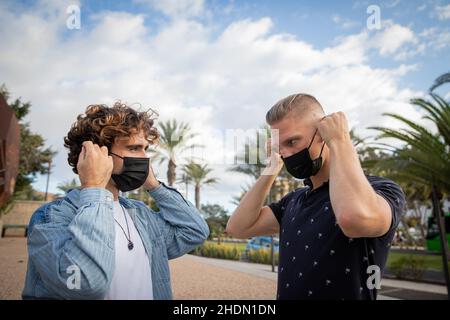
[44,159,52,201]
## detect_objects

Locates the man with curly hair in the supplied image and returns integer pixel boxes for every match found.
[22,102,209,300]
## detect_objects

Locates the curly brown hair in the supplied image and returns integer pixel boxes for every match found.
[64,102,159,174]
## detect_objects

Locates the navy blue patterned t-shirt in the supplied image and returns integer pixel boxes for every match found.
[268,175,405,300]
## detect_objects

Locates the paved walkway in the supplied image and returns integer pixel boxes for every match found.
[0,237,447,300]
[0,238,276,299]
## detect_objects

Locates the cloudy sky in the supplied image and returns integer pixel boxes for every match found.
[0,0,449,211]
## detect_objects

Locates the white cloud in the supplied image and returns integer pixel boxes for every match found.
[0,2,426,210]
[371,21,418,56]
[436,4,450,20]
[331,14,359,29]
[419,27,450,51]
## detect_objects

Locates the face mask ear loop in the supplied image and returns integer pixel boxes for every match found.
[307,129,318,149]
[109,151,124,159]
[318,141,325,158]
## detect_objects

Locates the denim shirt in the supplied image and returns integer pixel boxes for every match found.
[22,182,209,300]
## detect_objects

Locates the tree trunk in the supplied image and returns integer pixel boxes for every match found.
[432,186,450,299]
[167,158,176,186]
[195,183,200,209]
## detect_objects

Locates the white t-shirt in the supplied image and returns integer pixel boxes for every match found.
[105,201,153,300]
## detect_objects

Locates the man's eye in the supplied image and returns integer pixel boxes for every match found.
[288,140,297,146]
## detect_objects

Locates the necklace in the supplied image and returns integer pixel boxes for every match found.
[114,203,134,250]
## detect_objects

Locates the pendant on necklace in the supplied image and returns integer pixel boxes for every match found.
[128,241,134,250]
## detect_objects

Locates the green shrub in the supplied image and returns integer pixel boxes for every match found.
[390,255,426,280]
[246,249,279,265]
[194,243,240,261]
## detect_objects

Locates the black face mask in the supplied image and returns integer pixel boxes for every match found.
[109,152,149,192]
[281,130,325,179]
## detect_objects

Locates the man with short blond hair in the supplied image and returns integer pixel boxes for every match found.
[227,93,405,300]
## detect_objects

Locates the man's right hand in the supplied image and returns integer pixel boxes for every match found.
[77,141,113,189]
[262,137,284,176]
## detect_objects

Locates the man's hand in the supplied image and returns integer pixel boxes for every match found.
[143,160,160,191]
[317,112,351,148]
[262,137,284,176]
[77,141,113,189]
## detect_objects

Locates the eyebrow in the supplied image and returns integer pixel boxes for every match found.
[125,143,150,150]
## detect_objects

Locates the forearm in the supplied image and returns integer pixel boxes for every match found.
[328,139,379,229]
[148,183,209,245]
[226,173,277,235]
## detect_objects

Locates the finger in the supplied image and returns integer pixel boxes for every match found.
[100,145,109,156]
[83,141,94,155]
[78,145,86,161]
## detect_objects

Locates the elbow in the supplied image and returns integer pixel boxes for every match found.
[225,223,248,240]
[200,220,210,241]
[336,209,385,238]
[193,216,210,244]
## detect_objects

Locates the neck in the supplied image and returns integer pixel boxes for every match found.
[309,146,330,191]
[106,181,120,201]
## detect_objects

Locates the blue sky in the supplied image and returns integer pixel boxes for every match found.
[72,0,450,91]
[1,0,449,211]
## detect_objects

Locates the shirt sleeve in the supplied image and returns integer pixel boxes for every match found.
[27,188,115,299]
[367,176,406,238]
[146,182,210,259]
[268,192,293,225]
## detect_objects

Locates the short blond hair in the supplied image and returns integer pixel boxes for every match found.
[266,93,324,125]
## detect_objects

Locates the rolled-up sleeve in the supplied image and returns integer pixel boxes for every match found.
[148,183,210,259]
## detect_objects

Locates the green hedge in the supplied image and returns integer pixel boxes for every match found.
[193,243,279,265]
[246,249,279,265]
[194,243,241,260]
[389,255,426,280]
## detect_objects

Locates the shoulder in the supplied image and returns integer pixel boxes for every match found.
[275,186,309,207]
[366,175,400,187]
[289,186,309,199]
[366,175,406,210]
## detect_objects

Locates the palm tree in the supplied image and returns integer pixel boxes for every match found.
[152,119,200,186]
[182,161,219,209]
[57,178,80,194]
[369,94,450,192]
[369,91,450,296]
[228,125,303,204]
[430,71,450,93]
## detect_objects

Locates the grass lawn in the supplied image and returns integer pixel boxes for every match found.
[387,251,450,271]
[203,241,450,272]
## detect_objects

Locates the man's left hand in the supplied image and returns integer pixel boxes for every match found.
[143,160,160,190]
[317,111,351,148]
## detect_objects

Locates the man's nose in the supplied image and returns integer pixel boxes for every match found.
[278,147,290,158]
